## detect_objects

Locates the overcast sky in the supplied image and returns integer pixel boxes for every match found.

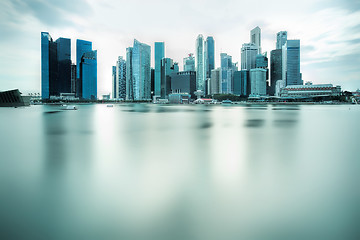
[0,0,359,95]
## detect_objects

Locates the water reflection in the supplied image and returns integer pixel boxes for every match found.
[0,104,359,240]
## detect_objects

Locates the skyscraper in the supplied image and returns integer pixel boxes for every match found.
[250,68,267,96]
[270,49,282,96]
[283,40,301,86]
[161,58,179,98]
[241,43,258,70]
[276,31,287,50]
[170,71,196,99]
[183,54,195,71]
[116,56,126,99]
[126,47,133,100]
[41,32,71,99]
[204,36,215,79]
[132,39,151,101]
[220,53,233,94]
[112,65,116,98]
[209,68,220,95]
[76,39,92,79]
[195,34,205,92]
[154,42,164,97]
[233,70,248,96]
[250,26,261,54]
[80,50,97,100]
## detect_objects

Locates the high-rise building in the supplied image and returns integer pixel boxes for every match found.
[276,31,287,50]
[41,32,72,99]
[116,56,126,99]
[126,47,133,100]
[220,53,233,94]
[161,58,179,98]
[112,66,116,99]
[71,64,76,94]
[250,68,267,96]
[250,26,261,54]
[270,49,282,96]
[233,70,248,96]
[241,43,258,70]
[154,42,164,97]
[170,71,196,99]
[183,53,195,71]
[283,40,301,86]
[76,39,92,79]
[209,68,220,95]
[204,36,215,79]
[132,39,151,100]
[80,50,97,100]
[195,34,205,93]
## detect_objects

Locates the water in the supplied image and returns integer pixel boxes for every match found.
[0,104,359,240]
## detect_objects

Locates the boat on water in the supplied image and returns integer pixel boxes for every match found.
[61,105,78,110]
[221,99,233,104]
[107,104,114,107]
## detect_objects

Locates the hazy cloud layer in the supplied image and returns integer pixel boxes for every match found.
[0,0,359,94]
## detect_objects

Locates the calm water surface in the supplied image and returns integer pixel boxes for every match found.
[0,104,359,240]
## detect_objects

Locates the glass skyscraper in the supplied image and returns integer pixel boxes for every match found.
[270,49,282,95]
[183,54,195,71]
[233,70,248,96]
[76,40,92,79]
[126,47,133,100]
[161,58,179,98]
[205,36,215,79]
[132,39,151,101]
[195,34,205,92]
[220,53,233,94]
[283,40,301,86]
[41,32,71,99]
[80,50,97,100]
[112,66,116,99]
[154,42,164,97]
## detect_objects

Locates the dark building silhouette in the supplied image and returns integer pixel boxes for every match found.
[170,71,196,99]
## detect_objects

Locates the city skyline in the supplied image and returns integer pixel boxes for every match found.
[1,0,359,96]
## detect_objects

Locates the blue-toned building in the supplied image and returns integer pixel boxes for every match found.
[233,70,248,96]
[205,36,215,79]
[132,39,151,101]
[41,32,71,99]
[76,40,92,79]
[196,34,205,93]
[270,49,282,95]
[161,58,179,98]
[116,56,126,99]
[112,66,116,99]
[154,42,164,97]
[170,71,196,99]
[80,51,97,100]
[126,47,133,100]
[283,40,301,86]
[220,53,233,94]
[183,54,195,71]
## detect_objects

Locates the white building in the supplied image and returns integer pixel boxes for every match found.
[241,43,258,71]
[250,26,261,54]
[280,83,341,98]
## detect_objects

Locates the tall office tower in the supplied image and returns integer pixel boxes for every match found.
[195,34,205,92]
[71,64,76,94]
[256,53,268,69]
[151,68,155,95]
[204,36,215,79]
[250,26,261,54]
[55,38,71,94]
[282,40,301,86]
[76,39,92,79]
[79,50,97,100]
[183,53,195,71]
[161,58,179,98]
[250,68,267,96]
[154,42,164,96]
[208,68,220,95]
[241,43,258,70]
[126,47,133,100]
[233,70,248,96]
[220,53,233,94]
[132,39,151,101]
[276,31,287,50]
[112,66,116,98]
[170,71,196,99]
[270,49,282,96]
[116,56,126,99]
[41,32,72,99]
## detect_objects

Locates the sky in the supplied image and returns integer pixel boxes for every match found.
[0,0,359,95]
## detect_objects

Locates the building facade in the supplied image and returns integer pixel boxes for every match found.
[220,53,233,94]
[112,66,116,99]
[233,70,248,96]
[276,31,287,50]
[170,71,196,99]
[250,26,261,54]
[241,43,258,71]
[161,58,179,98]
[116,56,126,99]
[196,34,205,93]
[80,50,97,100]
[204,36,215,79]
[154,42,164,97]
[283,40,301,86]
[250,68,267,96]
[270,49,282,96]
[126,47,133,100]
[209,68,220,95]
[183,53,195,71]
[132,39,151,100]
[280,83,341,98]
